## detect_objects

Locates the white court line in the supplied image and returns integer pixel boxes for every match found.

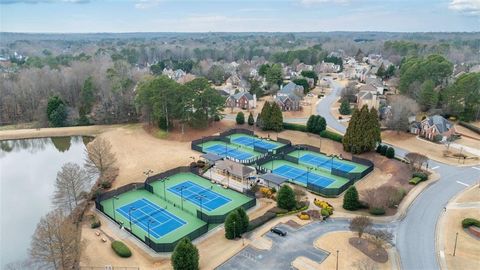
[472,167,480,171]
[431,166,440,170]
[456,181,470,187]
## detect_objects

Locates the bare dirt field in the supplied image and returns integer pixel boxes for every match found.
[0,124,120,140]
[438,186,480,270]
[382,131,480,166]
[307,231,393,270]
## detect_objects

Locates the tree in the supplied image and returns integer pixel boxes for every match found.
[293,78,310,94]
[367,229,393,250]
[418,80,438,111]
[47,96,68,127]
[385,65,396,78]
[258,64,270,77]
[386,95,418,133]
[277,185,296,210]
[339,99,352,115]
[171,238,199,270]
[350,216,372,239]
[84,137,117,178]
[53,163,92,213]
[385,147,395,158]
[30,210,81,270]
[236,112,245,125]
[341,82,358,103]
[405,152,429,171]
[343,186,360,210]
[207,65,226,85]
[265,64,283,86]
[343,106,381,154]
[224,211,241,239]
[269,102,284,132]
[248,78,264,97]
[80,76,96,116]
[300,70,319,85]
[376,64,385,78]
[236,208,249,234]
[248,112,254,126]
[306,115,326,134]
[442,72,480,121]
[257,101,271,129]
[150,62,165,75]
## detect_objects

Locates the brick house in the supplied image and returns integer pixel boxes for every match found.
[225,92,256,110]
[274,82,304,111]
[410,115,456,141]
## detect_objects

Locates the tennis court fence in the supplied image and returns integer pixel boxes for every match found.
[144,223,209,252]
[196,197,256,224]
[95,182,144,212]
[219,128,254,137]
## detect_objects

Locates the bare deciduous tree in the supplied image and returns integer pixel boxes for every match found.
[53,162,92,213]
[350,216,372,240]
[367,229,393,254]
[386,95,419,133]
[405,152,429,171]
[84,137,117,178]
[29,210,81,270]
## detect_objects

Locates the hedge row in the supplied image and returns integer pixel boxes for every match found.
[412,172,428,181]
[409,177,423,185]
[462,218,480,228]
[247,211,277,231]
[111,241,132,258]
[276,204,309,217]
[283,122,307,132]
[319,130,343,143]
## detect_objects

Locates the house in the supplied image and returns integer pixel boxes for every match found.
[225,92,257,109]
[226,74,241,86]
[274,82,304,111]
[213,159,256,187]
[356,90,379,110]
[410,115,456,141]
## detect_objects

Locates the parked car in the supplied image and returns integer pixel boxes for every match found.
[270,227,287,236]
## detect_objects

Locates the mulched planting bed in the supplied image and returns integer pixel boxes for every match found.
[285,220,302,229]
[348,237,388,263]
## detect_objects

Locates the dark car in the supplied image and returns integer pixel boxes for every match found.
[270,227,287,236]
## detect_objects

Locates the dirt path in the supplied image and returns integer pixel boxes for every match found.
[0,124,121,140]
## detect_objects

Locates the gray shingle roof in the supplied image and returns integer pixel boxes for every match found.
[427,115,453,133]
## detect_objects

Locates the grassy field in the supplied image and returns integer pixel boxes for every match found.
[100,189,206,243]
[288,150,369,173]
[260,159,350,189]
[149,172,253,215]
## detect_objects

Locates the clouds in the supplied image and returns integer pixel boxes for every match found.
[134,0,163,9]
[449,0,480,16]
[0,0,89,4]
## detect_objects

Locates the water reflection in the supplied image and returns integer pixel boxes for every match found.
[0,136,89,267]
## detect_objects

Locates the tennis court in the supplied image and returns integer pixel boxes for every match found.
[273,164,334,188]
[229,134,281,150]
[204,143,254,160]
[299,153,355,172]
[117,198,186,238]
[168,180,232,211]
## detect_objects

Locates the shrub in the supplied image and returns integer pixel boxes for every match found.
[277,185,296,211]
[270,186,277,193]
[462,218,480,228]
[343,186,360,210]
[247,211,277,231]
[321,208,331,217]
[314,199,334,215]
[386,147,395,158]
[111,241,132,258]
[283,122,307,132]
[260,187,273,198]
[409,177,423,185]
[214,114,221,121]
[412,172,428,181]
[433,134,443,142]
[91,219,101,229]
[320,130,343,143]
[369,207,386,215]
[101,181,112,189]
[248,112,255,126]
[298,212,310,220]
[376,144,382,153]
[236,112,245,125]
[380,145,388,156]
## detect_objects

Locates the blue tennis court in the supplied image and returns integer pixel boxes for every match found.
[231,135,278,150]
[168,180,232,211]
[204,144,253,160]
[116,198,186,239]
[299,153,355,172]
[273,164,335,188]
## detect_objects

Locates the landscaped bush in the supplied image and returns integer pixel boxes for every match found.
[380,145,388,156]
[320,130,343,143]
[90,219,101,229]
[385,147,395,158]
[314,199,334,215]
[260,187,273,198]
[376,144,382,153]
[409,177,423,185]
[298,212,310,220]
[247,211,277,231]
[369,207,386,215]
[270,187,277,193]
[283,122,307,132]
[321,208,331,218]
[462,218,480,228]
[111,241,132,258]
[412,172,428,181]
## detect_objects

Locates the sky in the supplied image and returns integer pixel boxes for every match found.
[0,0,479,33]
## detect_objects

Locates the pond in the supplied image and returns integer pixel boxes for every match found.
[0,136,92,268]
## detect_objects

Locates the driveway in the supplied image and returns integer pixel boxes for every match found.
[218,219,396,270]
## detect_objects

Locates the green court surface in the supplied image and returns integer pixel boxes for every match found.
[227,133,284,150]
[260,159,349,189]
[288,150,369,174]
[149,172,253,215]
[100,189,206,243]
[199,140,262,160]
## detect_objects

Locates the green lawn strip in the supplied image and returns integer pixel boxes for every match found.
[100,189,206,243]
[150,172,252,216]
[288,150,369,174]
[260,159,349,189]
[199,140,261,158]
[227,133,285,150]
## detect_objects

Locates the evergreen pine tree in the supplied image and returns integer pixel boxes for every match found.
[306,115,315,132]
[224,211,241,239]
[236,112,245,125]
[270,102,284,132]
[339,99,352,115]
[343,186,360,210]
[258,102,272,130]
[247,112,254,126]
[277,185,296,211]
[172,238,199,270]
[235,208,249,234]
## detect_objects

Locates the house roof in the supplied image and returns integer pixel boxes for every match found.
[215,160,255,178]
[259,173,288,185]
[280,82,303,95]
[424,115,453,134]
[357,91,374,100]
[365,77,383,88]
[231,92,254,101]
[359,83,377,92]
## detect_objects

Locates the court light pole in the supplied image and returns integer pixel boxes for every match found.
[336,250,339,270]
[307,167,313,186]
[160,177,168,200]
[143,169,153,180]
[112,195,119,221]
[233,221,236,239]
[128,207,137,231]
[180,186,185,210]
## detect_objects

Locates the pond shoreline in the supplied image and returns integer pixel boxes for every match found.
[0,124,122,141]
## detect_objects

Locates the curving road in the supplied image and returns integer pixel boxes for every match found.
[318,79,480,270]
